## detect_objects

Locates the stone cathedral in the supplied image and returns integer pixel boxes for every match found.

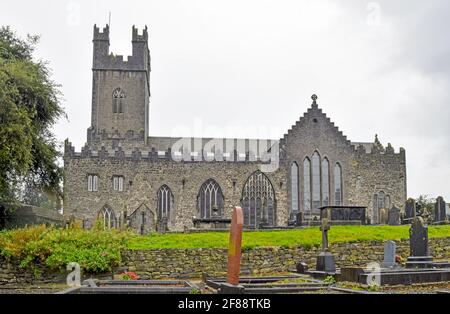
[63,25,407,233]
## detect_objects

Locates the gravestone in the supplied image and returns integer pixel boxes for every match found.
[409,217,429,257]
[381,241,396,268]
[435,197,446,223]
[379,208,388,225]
[316,218,336,273]
[219,206,245,294]
[404,199,415,222]
[406,217,435,268]
[388,206,400,226]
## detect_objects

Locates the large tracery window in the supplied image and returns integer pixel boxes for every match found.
[311,152,321,213]
[98,206,116,229]
[303,158,311,216]
[322,158,330,206]
[290,162,299,213]
[334,163,343,205]
[157,185,173,220]
[112,88,125,114]
[242,171,276,228]
[198,179,224,219]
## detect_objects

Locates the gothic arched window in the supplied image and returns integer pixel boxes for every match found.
[112,88,125,114]
[98,206,116,229]
[322,158,330,206]
[311,152,321,212]
[198,179,224,219]
[241,171,276,228]
[334,163,343,205]
[303,158,311,215]
[157,185,173,220]
[290,162,299,213]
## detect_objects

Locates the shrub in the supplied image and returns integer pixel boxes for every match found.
[0,225,132,274]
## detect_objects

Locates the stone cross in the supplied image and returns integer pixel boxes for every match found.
[320,218,331,252]
[227,206,244,286]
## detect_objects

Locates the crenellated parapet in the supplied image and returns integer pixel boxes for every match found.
[92,24,150,74]
[87,127,146,143]
[63,142,278,164]
[352,135,405,159]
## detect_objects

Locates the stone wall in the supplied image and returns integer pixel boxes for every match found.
[0,259,66,286]
[121,238,450,279]
[1,238,449,285]
[63,157,287,232]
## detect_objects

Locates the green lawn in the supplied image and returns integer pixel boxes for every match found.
[127,225,450,250]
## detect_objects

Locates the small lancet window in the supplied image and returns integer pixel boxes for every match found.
[112,88,125,114]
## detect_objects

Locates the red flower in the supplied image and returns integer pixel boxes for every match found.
[120,272,139,280]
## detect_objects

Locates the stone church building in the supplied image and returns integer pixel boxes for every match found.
[63,25,407,232]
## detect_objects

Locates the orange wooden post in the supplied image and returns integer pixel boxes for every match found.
[226,206,244,285]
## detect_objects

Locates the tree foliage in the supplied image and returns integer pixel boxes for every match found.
[0,26,65,205]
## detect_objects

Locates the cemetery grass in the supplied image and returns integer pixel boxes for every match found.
[127,225,450,249]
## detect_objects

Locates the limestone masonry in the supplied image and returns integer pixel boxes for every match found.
[63,24,407,232]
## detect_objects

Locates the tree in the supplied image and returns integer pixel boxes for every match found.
[0,26,65,206]
[415,195,435,222]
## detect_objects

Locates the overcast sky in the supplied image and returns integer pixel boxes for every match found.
[1,0,449,200]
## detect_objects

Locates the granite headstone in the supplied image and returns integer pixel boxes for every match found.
[435,197,446,223]
[388,206,400,226]
[381,240,396,268]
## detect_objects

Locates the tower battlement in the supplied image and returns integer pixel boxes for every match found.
[132,25,148,42]
[93,24,110,41]
[92,24,150,74]
[90,24,150,145]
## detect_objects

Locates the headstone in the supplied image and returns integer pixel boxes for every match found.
[226,206,244,286]
[381,240,396,268]
[379,208,388,224]
[404,199,415,222]
[409,217,429,257]
[316,218,336,273]
[435,197,446,223]
[388,206,400,225]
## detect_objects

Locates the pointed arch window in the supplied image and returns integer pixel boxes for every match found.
[98,206,116,229]
[303,158,311,215]
[322,158,330,206]
[241,171,276,228]
[334,163,343,205]
[157,185,173,220]
[198,179,224,219]
[311,152,321,212]
[290,162,299,213]
[112,88,125,114]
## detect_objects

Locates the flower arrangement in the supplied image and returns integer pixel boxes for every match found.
[120,271,139,280]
